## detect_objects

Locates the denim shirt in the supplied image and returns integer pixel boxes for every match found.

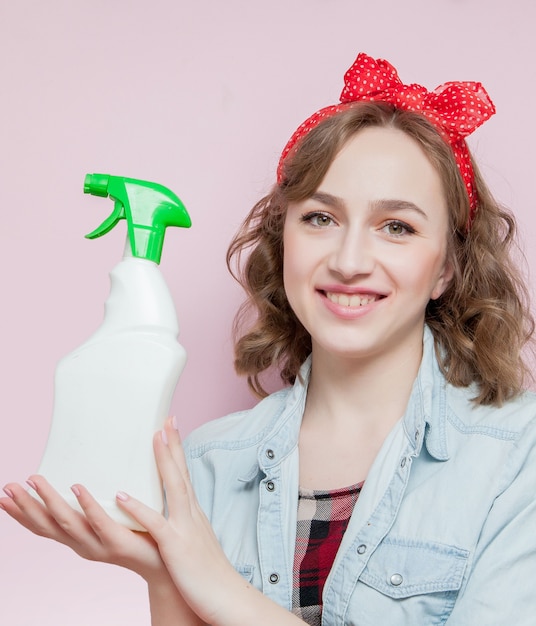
[184,328,536,625]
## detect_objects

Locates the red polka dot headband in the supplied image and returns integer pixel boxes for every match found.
[278,53,496,223]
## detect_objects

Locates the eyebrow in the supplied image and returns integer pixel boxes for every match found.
[308,191,345,209]
[370,199,428,220]
[310,192,428,220]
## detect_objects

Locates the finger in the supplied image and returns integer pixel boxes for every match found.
[73,485,163,574]
[115,490,170,542]
[27,475,98,544]
[70,483,131,543]
[153,430,192,521]
[1,481,73,542]
[1,482,49,533]
[162,417,194,497]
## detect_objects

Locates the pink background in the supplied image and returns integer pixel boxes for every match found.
[1,1,535,623]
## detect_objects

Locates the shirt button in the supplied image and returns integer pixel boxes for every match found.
[357,544,367,555]
[269,573,280,584]
[266,481,275,492]
[400,457,407,468]
[390,573,403,586]
[266,449,275,460]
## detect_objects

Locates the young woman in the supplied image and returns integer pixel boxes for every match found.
[2,53,536,625]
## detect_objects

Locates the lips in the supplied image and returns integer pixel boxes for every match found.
[324,291,383,307]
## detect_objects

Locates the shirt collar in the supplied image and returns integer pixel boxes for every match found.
[258,327,451,474]
[403,326,450,461]
[256,356,311,473]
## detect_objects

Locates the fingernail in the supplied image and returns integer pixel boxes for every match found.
[71,485,81,497]
[26,479,37,491]
[3,487,14,499]
[172,415,179,431]
[116,491,129,502]
[161,429,168,445]
[0,502,6,511]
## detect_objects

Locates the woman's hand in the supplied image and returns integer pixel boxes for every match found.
[1,463,205,625]
[0,417,303,625]
[103,417,240,624]
[1,475,164,580]
[113,417,305,626]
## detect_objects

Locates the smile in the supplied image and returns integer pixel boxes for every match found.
[325,292,382,307]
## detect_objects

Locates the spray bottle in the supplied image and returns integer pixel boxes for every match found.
[36,174,191,530]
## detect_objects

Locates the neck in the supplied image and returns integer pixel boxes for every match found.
[304,334,424,435]
[297,333,425,490]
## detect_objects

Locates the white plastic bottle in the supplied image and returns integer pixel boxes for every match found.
[36,174,191,530]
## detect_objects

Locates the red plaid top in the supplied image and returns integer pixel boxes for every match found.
[291,482,363,625]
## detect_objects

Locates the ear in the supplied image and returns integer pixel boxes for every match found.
[430,260,454,300]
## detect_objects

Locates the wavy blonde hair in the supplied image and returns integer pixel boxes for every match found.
[227,103,534,405]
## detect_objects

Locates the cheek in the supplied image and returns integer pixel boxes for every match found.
[394,247,449,297]
[282,241,293,297]
[282,231,303,285]
[282,249,300,302]
[282,240,312,315]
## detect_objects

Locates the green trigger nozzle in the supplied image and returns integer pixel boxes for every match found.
[84,173,191,264]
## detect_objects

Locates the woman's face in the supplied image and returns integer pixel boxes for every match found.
[282,126,453,365]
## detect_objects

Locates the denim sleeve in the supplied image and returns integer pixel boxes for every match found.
[446,420,536,624]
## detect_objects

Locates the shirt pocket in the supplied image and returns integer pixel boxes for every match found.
[353,536,469,625]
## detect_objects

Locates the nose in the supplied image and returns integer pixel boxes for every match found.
[327,227,375,279]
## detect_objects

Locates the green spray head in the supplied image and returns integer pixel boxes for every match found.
[84,173,191,264]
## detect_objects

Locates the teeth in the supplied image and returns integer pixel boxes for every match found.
[326,292,378,307]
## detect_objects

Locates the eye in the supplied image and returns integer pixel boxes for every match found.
[381,220,415,237]
[300,211,336,228]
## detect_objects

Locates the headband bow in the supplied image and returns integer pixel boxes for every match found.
[278,53,496,222]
